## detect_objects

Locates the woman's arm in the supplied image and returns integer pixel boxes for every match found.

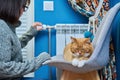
[0,25,50,77]
[0,52,50,77]
[19,22,42,48]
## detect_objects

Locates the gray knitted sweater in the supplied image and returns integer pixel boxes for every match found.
[0,19,50,80]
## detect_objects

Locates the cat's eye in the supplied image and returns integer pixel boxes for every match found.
[86,41,91,44]
[81,48,84,51]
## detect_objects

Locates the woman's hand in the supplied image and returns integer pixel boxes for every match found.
[35,52,51,69]
[32,22,43,31]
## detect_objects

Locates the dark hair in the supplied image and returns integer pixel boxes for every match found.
[0,0,30,24]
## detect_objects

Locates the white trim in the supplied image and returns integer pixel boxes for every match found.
[16,0,35,77]
[24,0,35,77]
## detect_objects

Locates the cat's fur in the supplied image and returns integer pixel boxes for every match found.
[64,37,93,61]
[61,37,100,80]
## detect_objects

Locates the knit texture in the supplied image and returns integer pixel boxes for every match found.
[0,19,50,80]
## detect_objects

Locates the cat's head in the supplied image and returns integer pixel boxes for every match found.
[70,36,93,58]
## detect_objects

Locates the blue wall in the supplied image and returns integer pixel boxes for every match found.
[34,0,120,80]
[35,0,88,25]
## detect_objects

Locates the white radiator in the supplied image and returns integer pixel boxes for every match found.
[56,24,88,55]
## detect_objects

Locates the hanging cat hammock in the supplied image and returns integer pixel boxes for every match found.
[43,3,120,73]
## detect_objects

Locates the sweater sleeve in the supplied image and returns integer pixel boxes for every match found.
[0,26,50,77]
[19,26,38,48]
[0,52,50,77]
[0,27,34,77]
[0,60,35,77]
[0,27,12,62]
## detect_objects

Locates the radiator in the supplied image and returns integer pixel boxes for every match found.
[56,24,88,55]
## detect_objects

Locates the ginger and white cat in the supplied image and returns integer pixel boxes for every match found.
[60,37,100,80]
[64,36,93,61]
[64,37,93,67]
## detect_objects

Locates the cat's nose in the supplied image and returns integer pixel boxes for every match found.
[78,51,82,54]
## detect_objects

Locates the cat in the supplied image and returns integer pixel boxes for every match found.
[64,36,93,62]
[60,36,100,80]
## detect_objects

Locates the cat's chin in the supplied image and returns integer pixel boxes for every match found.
[72,59,87,67]
[72,53,80,57]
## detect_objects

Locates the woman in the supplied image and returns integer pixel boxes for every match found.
[0,0,50,80]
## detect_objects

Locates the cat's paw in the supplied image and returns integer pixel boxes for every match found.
[78,60,86,67]
[72,59,79,66]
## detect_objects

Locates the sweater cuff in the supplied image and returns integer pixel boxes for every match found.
[28,26,38,36]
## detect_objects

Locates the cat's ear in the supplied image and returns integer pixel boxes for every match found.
[85,38,91,43]
[71,36,77,42]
